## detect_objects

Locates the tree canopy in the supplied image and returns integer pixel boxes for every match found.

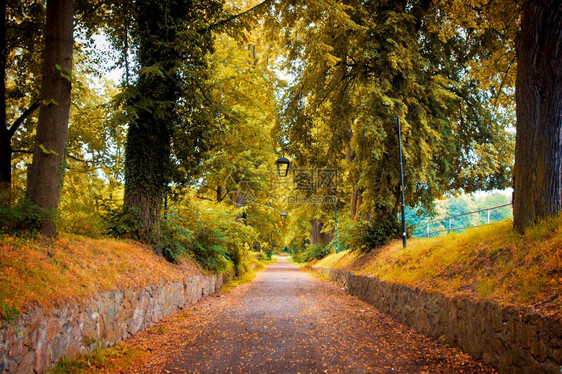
[1,0,559,262]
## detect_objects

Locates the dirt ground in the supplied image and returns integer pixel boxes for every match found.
[116,255,496,373]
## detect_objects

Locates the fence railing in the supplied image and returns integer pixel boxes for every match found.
[412,202,513,238]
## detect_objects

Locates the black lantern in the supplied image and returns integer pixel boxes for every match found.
[280,212,287,220]
[275,157,291,177]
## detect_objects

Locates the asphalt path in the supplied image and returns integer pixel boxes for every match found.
[120,255,495,373]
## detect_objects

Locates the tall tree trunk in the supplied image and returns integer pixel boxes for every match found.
[124,0,178,240]
[26,0,74,236]
[0,0,8,191]
[310,219,333,246]
[513,0,562,232]
[310,219,320,245]
[350,188,362,223]
[124,109,171,238]
[0,130,10,191]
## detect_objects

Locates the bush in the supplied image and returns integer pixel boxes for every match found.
[292,244,331,263]
[187,225,230,273]
[103,206,144,239]
[157,215,190,263]
[59,204,105,237]
[354,218,403,253]
[0,197,51,234]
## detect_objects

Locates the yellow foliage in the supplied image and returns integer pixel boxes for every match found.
[314,216,562,316]
[0,235,200,320]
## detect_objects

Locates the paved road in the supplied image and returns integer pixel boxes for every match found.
[121,256,494,373]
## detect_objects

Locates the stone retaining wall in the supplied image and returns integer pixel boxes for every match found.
[314,267,561,374]
[0,273,225,373]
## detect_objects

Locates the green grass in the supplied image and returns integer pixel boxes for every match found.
[314,216,562,315]
[221,253,277,293]
[48,343,145,374]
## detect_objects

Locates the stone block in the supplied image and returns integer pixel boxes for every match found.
[15,350,33,374]
[6,338,23,359]
[530,338,548,363]
[539,360,562,374]
[33,342,50,374]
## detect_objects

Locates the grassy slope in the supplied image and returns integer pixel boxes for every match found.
[0,234,202,320]
[313,217,562,316]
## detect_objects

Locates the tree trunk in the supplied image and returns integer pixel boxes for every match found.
[513,0,562,231]
[123,0,181,240]
[124,110,171,239]
[0,0,7,190]
[310,219,320,245]
[26,0,74,236]
[0,128,10,191]
[350,188,362,223]
[310,219,333,245]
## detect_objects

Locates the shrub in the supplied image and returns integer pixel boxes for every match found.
[157,215,190,264]
[0,197,51,234]
[354,218,403,253]
[103,206,143,239]
[187,225,230,272]
[292,244,331,263]
[59,204,105,238]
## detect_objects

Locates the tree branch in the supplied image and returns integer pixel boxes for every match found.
[66,154,99,164]
[207,0,274,32]
[492,54,516,108]
[8,100,40,137]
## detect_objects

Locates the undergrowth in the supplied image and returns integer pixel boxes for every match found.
[222,253,277,293]
[49,343,145,374]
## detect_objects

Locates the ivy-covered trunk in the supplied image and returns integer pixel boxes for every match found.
[513,0,562,231]
[123,112,171,238]
[123,1,177,240]
[122,0,220,240]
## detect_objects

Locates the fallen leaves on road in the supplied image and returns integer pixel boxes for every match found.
[102,259,496,373]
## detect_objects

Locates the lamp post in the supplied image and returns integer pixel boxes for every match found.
[397,116,407,248]
[275,156,291,177]
[334,196,339,253]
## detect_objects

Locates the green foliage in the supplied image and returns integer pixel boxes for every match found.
[353,219,403,253]
[0,301,20,324]
[260,248,273,261]
[187,225,230,273]
[271,0,514,221]
[157,214,190,264]
[292,244,331,263]
[0,197,52,234]
[152,191,258,274]
[103,206,143,239]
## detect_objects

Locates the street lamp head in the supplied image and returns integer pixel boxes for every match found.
[275,156,291,177]
[280,212,287,220]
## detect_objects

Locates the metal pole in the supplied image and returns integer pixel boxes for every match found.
[397,116,407,248]
[334,197,338,253]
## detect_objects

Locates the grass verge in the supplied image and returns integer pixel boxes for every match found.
[221,254,277,293]
[313,217,562,316]
[0,234,201,321]
[48,343,145,374]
